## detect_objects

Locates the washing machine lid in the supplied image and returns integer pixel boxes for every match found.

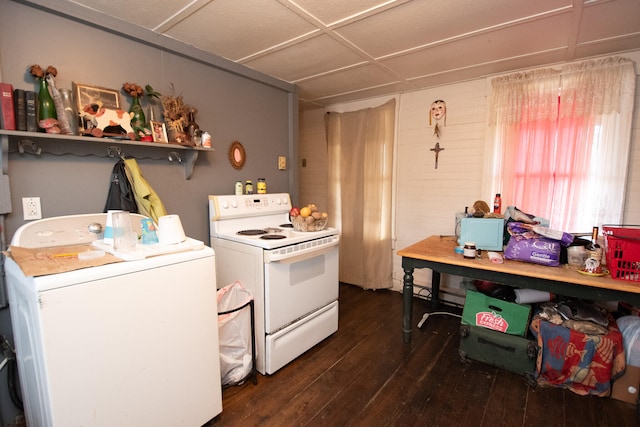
[4,247,213,292]
[9,213,139,248]
[5,214,214,292]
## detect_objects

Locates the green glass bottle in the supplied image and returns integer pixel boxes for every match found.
[37,77,57,130]
[129,96,146,138]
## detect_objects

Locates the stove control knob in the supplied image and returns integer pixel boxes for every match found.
[221,201,229,209]
[231,200,238,208]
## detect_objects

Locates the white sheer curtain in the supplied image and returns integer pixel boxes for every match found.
[487,57,636,231]
[325,99,396,289]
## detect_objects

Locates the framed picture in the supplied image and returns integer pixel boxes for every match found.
[151,120,168,143]
[72,82,121,113]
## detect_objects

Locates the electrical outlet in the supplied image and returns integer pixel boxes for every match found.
[22,197,42,220]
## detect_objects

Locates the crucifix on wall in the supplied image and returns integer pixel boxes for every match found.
[430,142,444,169]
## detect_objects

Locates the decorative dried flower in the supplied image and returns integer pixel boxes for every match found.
[29,64,57,79]
[122,82,144,98]
[160,83,191,132]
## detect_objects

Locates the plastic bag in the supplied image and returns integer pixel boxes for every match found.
[217,281,254,385]
[504,222,562,266]
[617,316,640,366]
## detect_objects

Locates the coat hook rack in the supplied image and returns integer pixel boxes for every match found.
[18,140,42,155]
[1,131,203,180]
[107,146,124,158]
[168,151,183,163]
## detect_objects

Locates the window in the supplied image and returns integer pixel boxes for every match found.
[487,57,636,232]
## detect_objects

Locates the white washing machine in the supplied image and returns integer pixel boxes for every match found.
[4,214,222,427]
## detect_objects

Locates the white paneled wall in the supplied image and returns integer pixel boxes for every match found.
[299,51,640,303]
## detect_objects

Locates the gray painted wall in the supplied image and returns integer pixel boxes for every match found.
[0,0,297,244]
[0,1,297,424]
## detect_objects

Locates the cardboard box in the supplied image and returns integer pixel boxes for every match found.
[611,365,640,405]
[462,290,531,337]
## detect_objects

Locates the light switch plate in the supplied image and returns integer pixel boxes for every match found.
[278,156,287,170]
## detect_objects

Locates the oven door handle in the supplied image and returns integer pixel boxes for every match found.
[265,239,339,264]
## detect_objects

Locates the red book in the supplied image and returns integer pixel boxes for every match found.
[0,82,16,130]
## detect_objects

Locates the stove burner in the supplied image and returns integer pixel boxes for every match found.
[260,234,286,240]
[237,229,267,236]
[279,223,294,228]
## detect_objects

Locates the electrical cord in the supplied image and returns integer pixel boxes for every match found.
[8,356,22,410]
[417,311,462,329]
[0,335,22,410]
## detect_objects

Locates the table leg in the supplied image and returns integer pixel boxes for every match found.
[431,270,441,310]
[403,267,414,343]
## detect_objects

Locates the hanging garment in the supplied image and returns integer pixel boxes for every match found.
[104,158,138,213]
[123,157,167,223]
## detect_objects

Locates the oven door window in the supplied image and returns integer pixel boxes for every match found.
[264,245,338,333]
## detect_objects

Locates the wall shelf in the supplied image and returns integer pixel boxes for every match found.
[0,130,213,180]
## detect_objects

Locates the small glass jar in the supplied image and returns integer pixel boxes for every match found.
[463,242,477,259]
[235,181,243,195]
[245,180,253,195]
[257,178,267,194]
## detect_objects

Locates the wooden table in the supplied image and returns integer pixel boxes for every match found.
[398,235,640,343]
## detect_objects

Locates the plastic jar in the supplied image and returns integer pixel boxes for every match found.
[567,245,588,267]
[463,242,477,259]
[257,178,267,194]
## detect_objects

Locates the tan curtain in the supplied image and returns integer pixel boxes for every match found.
[325,99,396,289]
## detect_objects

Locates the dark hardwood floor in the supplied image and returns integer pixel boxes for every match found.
[208,283,638,426]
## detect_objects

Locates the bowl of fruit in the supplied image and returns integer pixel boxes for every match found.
[290,204,328,232]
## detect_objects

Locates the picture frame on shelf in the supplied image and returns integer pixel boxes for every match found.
[72,82,121,113]
[151,120,168,143]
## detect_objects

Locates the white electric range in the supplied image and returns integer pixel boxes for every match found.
[209,193,340,374]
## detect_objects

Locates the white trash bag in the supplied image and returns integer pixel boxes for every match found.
[217,281,254,385]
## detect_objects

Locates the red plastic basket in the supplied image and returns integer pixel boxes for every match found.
[603,225,640,282]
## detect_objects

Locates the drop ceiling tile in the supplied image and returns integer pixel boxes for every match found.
[289,0,397,25]
[70,0,191,29]
[296,64,400,99]
[164,0,317,61]
[335,0,572,58]
[578,0,640,42]
[407,50,568,89]
[303,82,410,106]
[243,34,366,82]
[575,35,640,60]
[381,14,571,79]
